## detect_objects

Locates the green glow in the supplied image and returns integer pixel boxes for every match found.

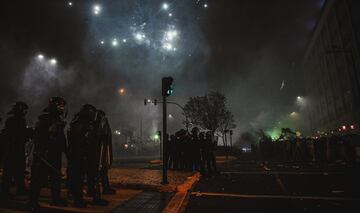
[152,134,160,140]
[266,127,281,140]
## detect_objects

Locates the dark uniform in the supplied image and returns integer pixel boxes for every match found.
[168,135,176,170]
[68,105,108,208]
[190,127,200,171]
[96,110,115,195]
[1,102,31,198]
[198,132,206,174]
[28,97,68,212]
[205,132,217,175]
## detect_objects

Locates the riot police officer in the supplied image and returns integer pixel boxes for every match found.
[95,110,116,195]
[28,97,68,212]
[68,104,108,208]
[1,102,31,198]
[205,131,217,176]
[190,127,200,171]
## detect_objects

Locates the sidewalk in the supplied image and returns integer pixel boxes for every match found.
[0,168,198,213]
[108,168,194,192]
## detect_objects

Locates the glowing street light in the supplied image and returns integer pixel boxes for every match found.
[154,134,160,140]
[204,3,208,8]
[112,38,118,46]
[100,40,105,45]
[50,58,57,65]
[68,2,73,6]
[168,114,173,119]
[118,88,125,96]
[37,54,44,60]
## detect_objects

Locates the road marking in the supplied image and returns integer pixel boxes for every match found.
[221,171,347,175]
[191,192,360,201]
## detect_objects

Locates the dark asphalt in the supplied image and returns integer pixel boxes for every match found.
[185,158,360,213]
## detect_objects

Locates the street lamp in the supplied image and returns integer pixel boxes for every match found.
[118,88,125,96]
[37,54,44,60]
[112,38,118,47]
[50,58,57,65]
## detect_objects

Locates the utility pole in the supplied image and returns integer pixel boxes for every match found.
[162,94,168,184]
[161,77,173,185]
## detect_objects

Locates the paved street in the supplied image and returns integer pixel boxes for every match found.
[0,162,195,213]
[185,157,360,212]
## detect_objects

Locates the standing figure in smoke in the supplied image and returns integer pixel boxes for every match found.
[28,97,68,212]
[95,110,116,195]
[68,105,108,208]
[190,127,200,171]
[205,131,218,176]
[1,102,31,198]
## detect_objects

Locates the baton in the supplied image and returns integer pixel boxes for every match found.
[38,155,64,177]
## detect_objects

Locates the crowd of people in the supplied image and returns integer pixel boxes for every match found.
[166,127,218,175]
[0,97,115,212]
[254,133,359,163]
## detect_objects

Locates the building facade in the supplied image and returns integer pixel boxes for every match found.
[302,0,360,134]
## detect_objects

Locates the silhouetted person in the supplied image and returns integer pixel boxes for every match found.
[28,97,68,212]
[190,127,201,171]
[96,110,115,195]
[199,132,206,174]
[68,104,108,208]
[168,134,176,170]
[1,102,31,198]
[205,132,217,175]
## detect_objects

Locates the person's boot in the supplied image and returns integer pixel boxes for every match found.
[51,197,68,207]
[102,187,116,195]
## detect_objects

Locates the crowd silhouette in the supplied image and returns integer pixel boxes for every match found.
[166,127,218,175]
[0,98,115,212]
[254,130,359,164]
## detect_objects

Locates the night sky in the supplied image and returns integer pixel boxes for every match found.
[0,0,324,142]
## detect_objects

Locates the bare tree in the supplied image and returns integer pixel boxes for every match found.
[183,91,236,140]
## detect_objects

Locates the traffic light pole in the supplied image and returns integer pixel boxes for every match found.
[162,95,169,184]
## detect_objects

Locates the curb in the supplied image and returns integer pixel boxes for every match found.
[111,182,177,192]
[163,172,200,213]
